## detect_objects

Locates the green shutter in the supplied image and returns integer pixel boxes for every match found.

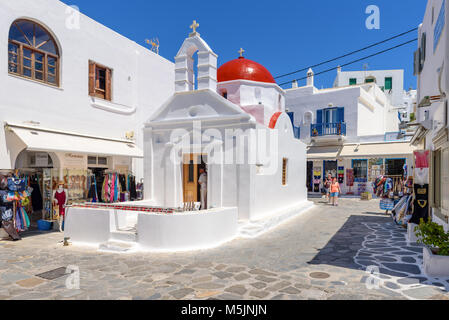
[385,77,392,90]
[349,78,357,85]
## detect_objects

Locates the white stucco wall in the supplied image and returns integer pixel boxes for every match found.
[252,114,308,219]
[416,0,449,230]
[0,0,174,178]
[416,0,448,143]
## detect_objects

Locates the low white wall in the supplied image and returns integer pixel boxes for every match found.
[64,207,112,245]
[137,207,238,251]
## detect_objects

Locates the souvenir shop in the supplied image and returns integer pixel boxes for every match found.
[306,142,416,195]
[372,150,430,227]
[0,149,143,237]
[0,169,42,240]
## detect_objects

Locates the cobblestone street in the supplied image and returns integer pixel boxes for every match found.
[1,198,448,300]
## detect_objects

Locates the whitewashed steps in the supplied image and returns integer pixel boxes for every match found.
[99,227,138,253]
[110,229,137,242]
[238,201,314,238]
[98,240,137,253]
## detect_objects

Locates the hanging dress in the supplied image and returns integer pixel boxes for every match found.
[54,190,67,217]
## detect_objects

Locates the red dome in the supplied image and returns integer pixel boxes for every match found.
[217,57,276,84]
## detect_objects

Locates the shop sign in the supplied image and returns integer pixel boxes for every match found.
[64,153,86,167]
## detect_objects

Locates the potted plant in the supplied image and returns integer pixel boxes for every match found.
[414,219,449,277]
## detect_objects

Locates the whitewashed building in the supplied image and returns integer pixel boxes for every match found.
[64,27,311,252]
[0,0,174,182]
[334,68,405,107]
[286,69,417,195]
[412,0,449,231]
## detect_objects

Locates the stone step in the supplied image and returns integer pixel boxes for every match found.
[238,201,314,238]
[110,230,137,243]
[98,241,136,253]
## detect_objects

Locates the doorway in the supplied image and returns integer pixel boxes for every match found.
[182,154,207,203]
[88,167,107,203]
[307,161,313,192]
[323,160,337,178]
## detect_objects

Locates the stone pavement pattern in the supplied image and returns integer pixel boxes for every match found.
[0,198,448,300]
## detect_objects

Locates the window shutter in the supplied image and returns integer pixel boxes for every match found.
[337,107,345,123]
[385,77,392,90]
[88,62,95,96]
[316,109,323,124]
[105,68,112,101]
[421,33,426,64]
[413,50,420,76]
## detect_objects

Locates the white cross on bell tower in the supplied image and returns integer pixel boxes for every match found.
[189,20,200,37]
[175,20,218,92]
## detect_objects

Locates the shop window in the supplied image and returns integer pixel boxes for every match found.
[88,156,97,165]
[385,159,405,176]
[8,19,60,86]
[88,156,108,167]
[349,78,357,85]
[282,158,288,186]
[352,159,368,182]
[97,157,108,166]
[89,61,112,101]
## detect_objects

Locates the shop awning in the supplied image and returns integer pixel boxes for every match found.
[307,146,342,159]
[5,124,143,158]
[339,142,416,158]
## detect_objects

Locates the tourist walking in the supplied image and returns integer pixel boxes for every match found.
[330,177,341,206]
[323,174,332,203]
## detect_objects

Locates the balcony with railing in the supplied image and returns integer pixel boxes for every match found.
[311,122,346,137]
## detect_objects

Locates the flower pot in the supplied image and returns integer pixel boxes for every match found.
[423,246,449,278]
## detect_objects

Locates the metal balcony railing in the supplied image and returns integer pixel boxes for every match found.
[311,122,346,137]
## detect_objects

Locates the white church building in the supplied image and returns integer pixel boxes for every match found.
[65,24,311,252]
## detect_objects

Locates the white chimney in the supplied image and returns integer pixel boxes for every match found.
[307,68,314,87]
[292,80,298,88]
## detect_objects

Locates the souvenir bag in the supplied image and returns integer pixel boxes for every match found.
[15,208,23,231]
[21,196,30,207]
[380,198,394,211]
[6,192,18,202]
[1,207,13,221]
[1,221,21,241]
[0,190,8,203]
[7,178,25,192]
[21,207,30,229]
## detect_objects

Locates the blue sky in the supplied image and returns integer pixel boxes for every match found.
[61,0,427,90]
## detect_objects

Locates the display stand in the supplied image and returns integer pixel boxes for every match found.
[42,169,59,226]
